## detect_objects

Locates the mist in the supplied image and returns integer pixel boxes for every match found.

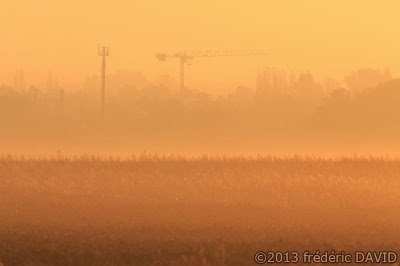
[1,67,399,156]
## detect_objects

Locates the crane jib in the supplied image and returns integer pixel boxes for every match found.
[155,49,268,93]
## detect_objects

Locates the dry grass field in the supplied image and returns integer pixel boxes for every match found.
[0,154,399,265]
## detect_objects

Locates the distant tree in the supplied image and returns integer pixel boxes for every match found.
[321,87,351,108]
[14,70,26,91]
[82,75,100,95]
[315,87,352,128]
[109,70,149,98]
[357,79,400,115]
[321,77,343,94]
[344,68,392,93]
[230,86,254,105]
[47,71,54,92]
[256,67,288,99]
[292,72,324,107]
[157,75,179,91]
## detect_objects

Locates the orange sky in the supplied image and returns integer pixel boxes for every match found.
[1,0,400,93]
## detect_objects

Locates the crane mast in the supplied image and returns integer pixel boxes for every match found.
[156,50,268,93]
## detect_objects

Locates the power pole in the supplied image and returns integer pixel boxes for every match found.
[98,45,110,120]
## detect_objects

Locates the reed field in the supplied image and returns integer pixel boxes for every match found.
[0,154,399,265]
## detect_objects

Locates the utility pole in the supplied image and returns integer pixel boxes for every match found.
[98,45,110,120]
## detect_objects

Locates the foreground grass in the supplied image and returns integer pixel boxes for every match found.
[0,155,399,265]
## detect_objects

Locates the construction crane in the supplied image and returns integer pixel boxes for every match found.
[155,50,268,93]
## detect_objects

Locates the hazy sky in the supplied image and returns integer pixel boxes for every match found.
[1,0,400,93]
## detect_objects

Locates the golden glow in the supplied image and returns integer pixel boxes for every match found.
[1,1,400,91]
[1,4,400,264]
[1,1,400,155]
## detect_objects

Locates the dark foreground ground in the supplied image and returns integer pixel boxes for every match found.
[0,155,399,265]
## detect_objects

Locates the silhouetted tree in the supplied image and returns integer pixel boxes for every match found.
[293,73,324,107]
[344,68,392,93]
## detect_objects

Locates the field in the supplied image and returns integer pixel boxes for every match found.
[1,154,400,265]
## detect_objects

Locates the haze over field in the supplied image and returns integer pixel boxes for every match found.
[2,2,400,265]
[2,0,400,158]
